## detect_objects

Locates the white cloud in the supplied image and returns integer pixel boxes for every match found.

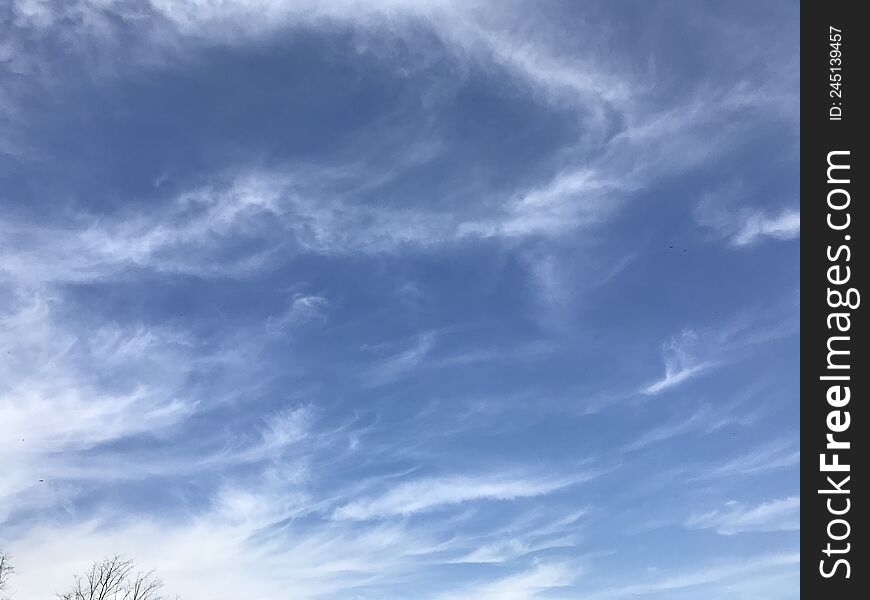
[731,210,800,246]
[252,406,314,459]
[434,561,580,600]
[621,409,709,452]
[2,468,594,600]
[458,168,619,240]
[687,496,800,535]
[0,292,205,521]
[453,539,536,564]
[0,4,801,598]
[581,552,799,600]
[442,502,588,565]
[642,308,799,397]
[699,440,800,479]
[3,506,436,600]
[365,331,439,385]
[623,384,770,454]
[0,174,286,284]
[452,535,576,565]
[266,294,329,334]
[695,186,800,247]
[3,0,799,274]
[643,362,710,395]
[333,474,579,521]
[643,330,716,395]
[0,164,614,284]
[0,282,285,524]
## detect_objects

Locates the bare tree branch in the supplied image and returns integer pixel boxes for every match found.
[0,552,13,599]
[58,557,171,600]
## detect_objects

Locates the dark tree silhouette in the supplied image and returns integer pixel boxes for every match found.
[0,553,12,600]
[57,556,169,600]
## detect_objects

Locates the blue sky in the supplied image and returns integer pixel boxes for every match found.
[0,1,799,598]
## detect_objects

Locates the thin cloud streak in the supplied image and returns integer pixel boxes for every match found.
[686,496,800,535]
[333,474,584,521]
[580,552,799,600]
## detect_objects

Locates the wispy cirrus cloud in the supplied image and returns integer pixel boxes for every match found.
[0,2,799,598]
[3,466,597,600]
[3,0,798,280]
[0,292,202,520]
[434,561,580,600]
[731,210,800,246]
[0,280,296,525]
[686,496,800,535]
[694,183,800,247]
[697,204,800,247]
[333,473,582,521]
[643,306,798,396]
[698,439,800,480]
[580,552,799,600]
[643,329,717,395]
[451,536,575,565]
[4,503,436,600]
[365,331,439,386]
[266,294,329,334]
[621,407,714,453]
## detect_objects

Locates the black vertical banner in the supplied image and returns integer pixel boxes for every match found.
[802,1,866,597]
